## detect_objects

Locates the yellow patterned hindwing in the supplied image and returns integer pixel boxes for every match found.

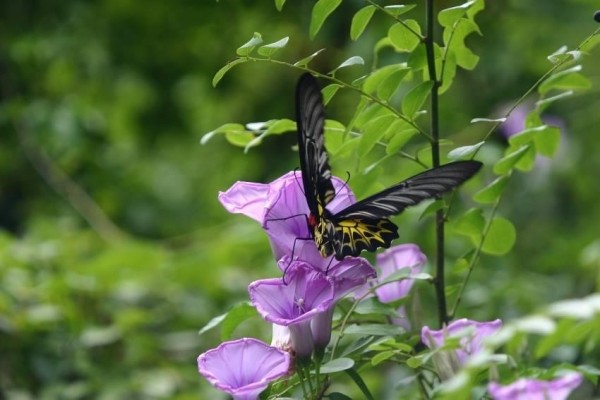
[331,218,399,259]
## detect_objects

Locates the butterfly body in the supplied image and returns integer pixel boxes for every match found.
[295,73,482,261]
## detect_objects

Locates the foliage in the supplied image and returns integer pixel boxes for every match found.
[199,0,600,399]
[1,0,600,399]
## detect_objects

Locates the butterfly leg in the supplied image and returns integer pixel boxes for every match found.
[282,235,314,285]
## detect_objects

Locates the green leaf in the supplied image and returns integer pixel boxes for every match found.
[372,350,396,366]
[275,0,286,11]
[534,126,560,157]
[201,123,246,145]
[493,145,531,175]
[514,145,536,172]
[332,55,365,72]
[471,117,507,124]
[535,91,573,113]
[221,302,259,340]
[322,84,342,105]
[345,369,376,400]
[328,393,353,400]
[225,130,255,147]
[447,141,484,160]
[265,118,296,134]
[474,175,509,204]
[293,48,326,67]
[444,18,480,70]
[198,313,226,335]
[388,20,422,52]
[419,199,445,220]
[212,59,247,87]
[407,44,427,70]
[355,103,392,129]
[385,126,418,155]
[481,217,516,255]
[257,36,289,57]
[539,66,591,94]
[360,115,397,157]
[363,65,405,95]
[377,68,409,100]
[439,51,457,94]
[345,324,405,336]
[453,207,485,239]
[384,4,416,16]
[354,298,398,316]
[351,6,376,41]
[236,32,263,56]
[406,354,425,368]
[321,358,355,373]
[508,126,561,158]
[466,0,485,19]
[438,0,477,27]
[401,81,433,118]
[310,0,342,39]
[323,119,347,153]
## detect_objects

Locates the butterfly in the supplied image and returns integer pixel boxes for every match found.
[295,73,482,261]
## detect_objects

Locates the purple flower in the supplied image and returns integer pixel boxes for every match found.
[488,372,583,400]
[309,256,376,349]
[197,338,291,400]
[422,318,502,365]
[248,261,336,359]
[352,244,426,329]
[374,244,426,303]
[421,318,502,379]
[219,171,356,269]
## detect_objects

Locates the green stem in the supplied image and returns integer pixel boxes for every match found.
[424,0,448,327]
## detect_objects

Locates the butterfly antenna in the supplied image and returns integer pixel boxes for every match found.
[293,168,305,196]
[332,170,352,200]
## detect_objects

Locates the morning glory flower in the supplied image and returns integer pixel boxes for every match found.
[248,261,335,359]
[218,171,356,269]
[374,244,426,303]
[352,244,426,329]
[307,256,377,350]
[488,372,583,400]
[421,318,502,379]
[197,337,291,400]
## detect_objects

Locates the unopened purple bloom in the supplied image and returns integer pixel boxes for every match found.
[351,244,425,329]
[248,261,335,358]
[219,171,356,269]
[374,244,426,303]
[421,318,502,365]
[197,338,291,400]
[488,372,583,400]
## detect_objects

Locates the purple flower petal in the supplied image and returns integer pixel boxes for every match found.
[197,338,291,400]
[375,244,426,303]
[249,261,335,326]
[218,181,271,223]
[488,372,583,400]
[421,318,502,365]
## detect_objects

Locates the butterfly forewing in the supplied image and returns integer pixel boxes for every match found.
[332,161,482,221]
[296,74,335,215]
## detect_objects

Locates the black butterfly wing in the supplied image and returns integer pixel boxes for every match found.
[328,160,482,259]
[296,73,335,215]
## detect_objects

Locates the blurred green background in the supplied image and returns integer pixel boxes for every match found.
[1,1,599,398]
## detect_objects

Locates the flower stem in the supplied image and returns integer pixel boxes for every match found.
[424,0,448,327]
